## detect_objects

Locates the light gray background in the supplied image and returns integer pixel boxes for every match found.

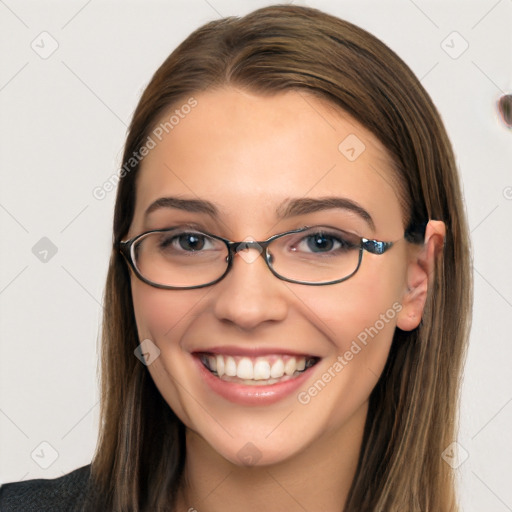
[0,1,511,510]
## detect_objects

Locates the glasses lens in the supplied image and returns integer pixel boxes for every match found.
[268,227,362,284]
[133,229,228,288]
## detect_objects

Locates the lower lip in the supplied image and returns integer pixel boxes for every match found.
[193,355,317,406]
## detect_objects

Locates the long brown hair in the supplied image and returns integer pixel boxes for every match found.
[87,5,472,510]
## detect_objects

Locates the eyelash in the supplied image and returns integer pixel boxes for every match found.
[155,226,359,253]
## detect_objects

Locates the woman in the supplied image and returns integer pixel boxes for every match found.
[0,4,472,511]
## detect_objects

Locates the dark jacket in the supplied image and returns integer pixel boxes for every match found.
[0,464,92,512]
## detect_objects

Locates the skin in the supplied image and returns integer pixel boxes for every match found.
[125,87,445,511]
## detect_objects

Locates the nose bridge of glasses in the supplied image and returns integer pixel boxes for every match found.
[234,240,265,252]
[228,239,269,265]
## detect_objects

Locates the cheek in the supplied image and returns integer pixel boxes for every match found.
[130,280,204,427]
[302,253,407,361]
[291,262,406,430]
[131,280,203,340]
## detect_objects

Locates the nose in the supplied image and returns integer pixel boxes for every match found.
[212,247,289,331]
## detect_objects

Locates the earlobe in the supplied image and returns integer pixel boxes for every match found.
[396,220,446,331]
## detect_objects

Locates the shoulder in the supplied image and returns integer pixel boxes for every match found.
[0,464,92,512]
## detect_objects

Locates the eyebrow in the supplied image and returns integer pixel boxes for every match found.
[144,195,375,230]
[276,197,375,230]
[145,196,218,217]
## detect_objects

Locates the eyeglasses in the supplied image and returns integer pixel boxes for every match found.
[119,223,425,289]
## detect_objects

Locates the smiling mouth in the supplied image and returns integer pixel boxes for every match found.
[197,353,320,386]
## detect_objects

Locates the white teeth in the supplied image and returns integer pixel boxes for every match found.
[253,360,271,380]
[225,356,237,377]
[270,359,285,378]
[284,357,297,376]
[242,378,279,386]
[236,358,254,379]
[216,355,225,377]
[202,354,315,382]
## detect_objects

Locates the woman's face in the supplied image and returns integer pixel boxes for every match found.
[127,87,420,466]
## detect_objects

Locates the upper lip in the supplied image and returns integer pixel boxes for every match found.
[191,345,320,358]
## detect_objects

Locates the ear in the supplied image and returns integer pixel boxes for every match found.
[396,220,446,331]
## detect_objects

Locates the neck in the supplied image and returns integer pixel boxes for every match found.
[176,401,368,512]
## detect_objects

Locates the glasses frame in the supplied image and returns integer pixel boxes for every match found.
[119,223,425,290]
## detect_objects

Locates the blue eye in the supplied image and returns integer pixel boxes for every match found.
[296,230,356,254]
[306,233,337,252]
[159,232,215,252]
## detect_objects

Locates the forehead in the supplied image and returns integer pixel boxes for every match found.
[131,87,404,236]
